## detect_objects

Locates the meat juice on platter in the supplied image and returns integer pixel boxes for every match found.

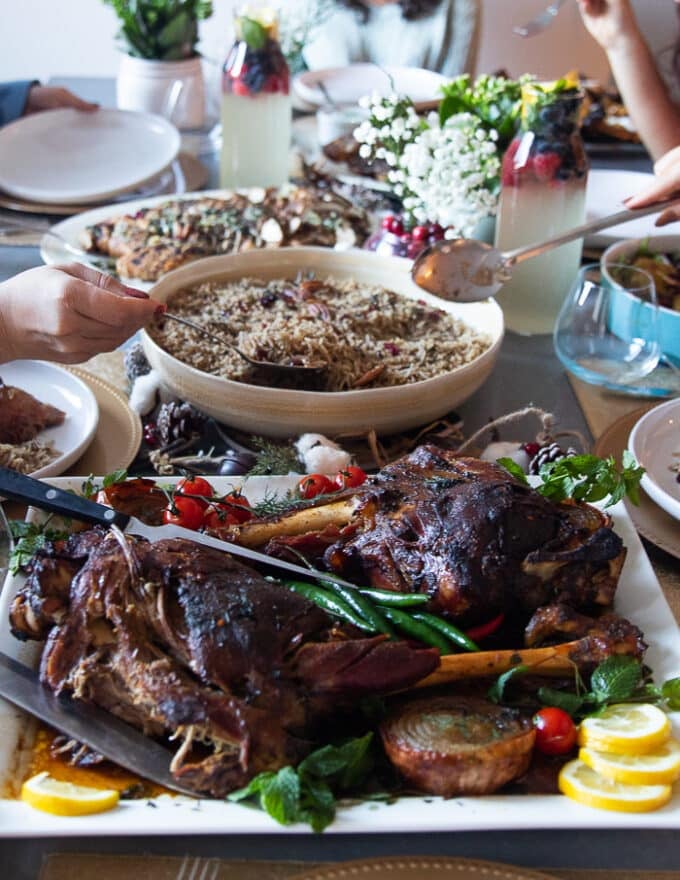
[220,8,292,188]
[7,447,650,811]
[494,82,588,335]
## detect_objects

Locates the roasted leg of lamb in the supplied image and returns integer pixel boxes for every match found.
[10,529,438,797]
[229,446,627,633]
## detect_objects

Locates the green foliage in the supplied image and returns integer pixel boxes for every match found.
[497,452,645,508]
[103,0,213,60]
[489,655,680,721]
[228,734,374,831]
[439,74,533,150]
[247,436,301,477]
[8,519,70,575]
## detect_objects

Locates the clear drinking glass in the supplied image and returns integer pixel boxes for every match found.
[554,263,660,392]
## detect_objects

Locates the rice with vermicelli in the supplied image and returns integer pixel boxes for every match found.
[149,276,492,391]
[0,439,58,474]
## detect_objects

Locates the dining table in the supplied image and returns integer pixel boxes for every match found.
[0,77,678,880]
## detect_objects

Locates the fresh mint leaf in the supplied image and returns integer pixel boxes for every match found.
[8,519,70,574]
[226,735,374,831]
[103,468,129,488]
[661,677,680,711]
[537,454,644,508]
[239,16,267,49]
[497,458,529,485]
[488,664,529,703]
[589,655,642,703]
[298,733,373,789]
[259,766,300,825]
[537,686,585,715]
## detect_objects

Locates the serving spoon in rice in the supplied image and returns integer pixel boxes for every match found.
[159,312,329,384]
[411,198,680,302]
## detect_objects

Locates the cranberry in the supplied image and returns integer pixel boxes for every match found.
[381,214,395,230]
[522,442,540,458]
[388,217,404,236]
[143,422,160,448]
[411,225,429,241]
[231,79,251,98]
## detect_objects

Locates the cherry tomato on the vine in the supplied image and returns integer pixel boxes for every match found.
[298,473,334,500]
[334,465,367,491]
[162,496,205,531]
[175,476,215,509]
[218,491,254,523]
[203,502,243,530]
[532,707,577,756]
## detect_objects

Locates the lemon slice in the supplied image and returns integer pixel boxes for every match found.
[578,704,671,755]
[579,738,680,786]
[559,759,672,813]
[21,772,120,816]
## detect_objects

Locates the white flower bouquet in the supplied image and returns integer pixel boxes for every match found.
[354,75,532,238]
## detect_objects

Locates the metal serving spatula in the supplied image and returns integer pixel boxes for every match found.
[0,651,197,796]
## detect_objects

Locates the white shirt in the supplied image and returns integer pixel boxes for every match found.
[302,0,480,78]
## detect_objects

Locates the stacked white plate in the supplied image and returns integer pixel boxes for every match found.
[0,108,180,207]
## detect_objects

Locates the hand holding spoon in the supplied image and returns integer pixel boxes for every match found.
[411,198,680,302]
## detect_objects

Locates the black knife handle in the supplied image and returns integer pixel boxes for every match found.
[0,467,130,528]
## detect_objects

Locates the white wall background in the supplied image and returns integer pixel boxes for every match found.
[1,1,677,88]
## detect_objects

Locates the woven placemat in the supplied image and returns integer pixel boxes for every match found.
[38,855,680,880]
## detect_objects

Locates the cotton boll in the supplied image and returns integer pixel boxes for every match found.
[295,433,352,474]
[129,370,161,416]
[479,441,531,473]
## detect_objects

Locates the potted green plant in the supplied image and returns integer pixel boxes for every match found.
[106,0,213,129]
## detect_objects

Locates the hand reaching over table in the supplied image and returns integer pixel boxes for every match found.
[624,144,680,226]
[0,263,163,365]
[22,84,98,116]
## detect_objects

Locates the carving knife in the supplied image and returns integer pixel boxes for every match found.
[0,466,359,589]
[0,651,197,796]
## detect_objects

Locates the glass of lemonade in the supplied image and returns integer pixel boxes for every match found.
[220,5,292,189]
[494,81,588,335]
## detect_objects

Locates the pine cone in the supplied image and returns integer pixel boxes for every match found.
[156,400,207,446]
[529,442,577,475]
[124,342,152,383]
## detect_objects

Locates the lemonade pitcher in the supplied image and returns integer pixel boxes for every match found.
[220,5,292,188]
[494,79,588,334]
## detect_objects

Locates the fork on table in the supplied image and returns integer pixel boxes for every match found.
[513,0,568,37]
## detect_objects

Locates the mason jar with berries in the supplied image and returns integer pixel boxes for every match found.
[494,80,588,335]
[364,214,446,261]
[220,6,291,188]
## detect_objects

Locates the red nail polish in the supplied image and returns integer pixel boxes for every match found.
[155,304,167,315]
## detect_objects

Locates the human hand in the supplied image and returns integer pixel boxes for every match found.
[623,145,680,226]
[576,0,638,52]
[0,263,163,364]
[23,85,98,116]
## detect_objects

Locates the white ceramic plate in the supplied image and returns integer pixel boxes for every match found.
[585,169,660,248]
[628,398,680,522]
[141,247,504,437]
[0,361,99,478]
[0,108,180,205]
[0,478,677,835]
[294,64,447,109]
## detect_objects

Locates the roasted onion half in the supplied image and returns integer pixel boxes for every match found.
[380,695,536,796]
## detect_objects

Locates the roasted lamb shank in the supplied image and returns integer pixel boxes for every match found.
[10,529,438,797]
[231,446,627,629]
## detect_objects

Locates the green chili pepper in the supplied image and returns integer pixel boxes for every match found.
[380,606,452,655]
[358,588,429,607]
[283,580,375,633]
[411,612,479,653]
[323,580,397,638]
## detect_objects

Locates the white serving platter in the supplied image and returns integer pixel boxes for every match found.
[0,476,678,836]
[0,108,180,205]
[628,398,680,522]
[0,361,99,477]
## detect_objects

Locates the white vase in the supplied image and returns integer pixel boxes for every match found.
[116,55,206,130]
